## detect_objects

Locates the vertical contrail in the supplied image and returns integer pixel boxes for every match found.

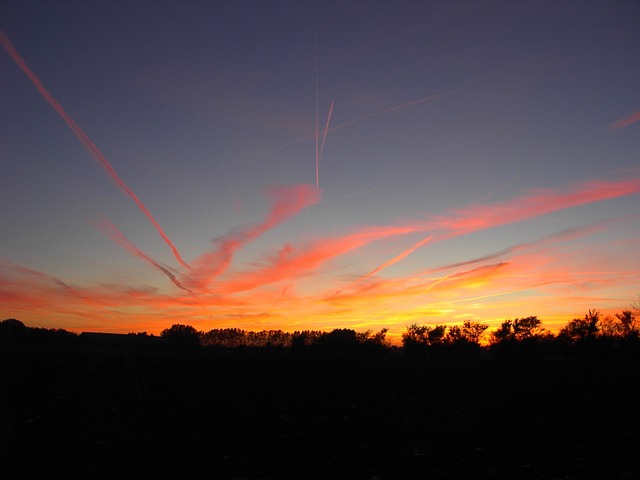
[314,7,320,191]
[319,99,334,159]
[0,30,190,270]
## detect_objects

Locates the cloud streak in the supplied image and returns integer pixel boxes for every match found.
[0,29,190,270]
[233,177,640,297]
[430,178,640,235]
[329,92,450,133]
[611,110,640,129]
[99,221,194,294]
[216,223,427,294]
[186,184,321,291]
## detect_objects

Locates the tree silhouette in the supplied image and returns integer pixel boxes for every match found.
[402,323,429,349]
[512,316,543,340]
[491,316,543,345]
[446,320,489,345]
[402,323,449,354]
[369,328,391,348]
[355,328,391,352]
[490,319,514,344]
[0,318,29,343]
[317,328,359,353]
[599,310,639,340]
[291,330,324,350]
[427,324,447,345]
[1,318,78,346]
[559,310,600,343]
[161,324,201,348]
[614,310,638,338]
[632,295,640,317]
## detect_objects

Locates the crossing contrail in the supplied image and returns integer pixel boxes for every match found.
[278,91,450,151]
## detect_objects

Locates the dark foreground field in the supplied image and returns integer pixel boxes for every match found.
[2,346,639,479]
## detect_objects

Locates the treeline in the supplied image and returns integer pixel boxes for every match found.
[160,324,391,353]
[402,309,640,357]
[0,318,79,346]
[159,306,640,352]
[2,302,639,356]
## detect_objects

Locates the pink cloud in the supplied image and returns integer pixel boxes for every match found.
[186,184,321,291]
[213,177,640,297]
[216,224,426,294]
[431,178,640,234]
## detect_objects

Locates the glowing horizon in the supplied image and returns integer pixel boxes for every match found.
[1,3,639,343]
[2,176,639,342]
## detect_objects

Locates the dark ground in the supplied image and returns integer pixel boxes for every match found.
[2,346,639,479]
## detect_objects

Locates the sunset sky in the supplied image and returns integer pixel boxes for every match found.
[2,1,639,342]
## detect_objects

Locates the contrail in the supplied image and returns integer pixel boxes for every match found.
[99,221,194,294]
[330,91,450,132]
[319,100,334,159]
[314,7,319,190]
[315,97,319,190]
[0,30,190,270]
[277,91,450,150]
[360,234,433,281]
[316,100,334,190]
[338,234,433,294]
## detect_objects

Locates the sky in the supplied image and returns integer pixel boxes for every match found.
[1,1,639,342]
